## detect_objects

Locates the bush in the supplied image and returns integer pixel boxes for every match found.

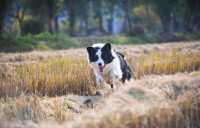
[33,33,58,41]
[22,18,45,35]
[175,32,200,41]
[46,34,82,49]
[127,25,145,36]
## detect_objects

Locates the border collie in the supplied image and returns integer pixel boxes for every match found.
[86,43,132,92]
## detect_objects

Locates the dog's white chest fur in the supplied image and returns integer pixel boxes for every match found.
[90,53,122,78]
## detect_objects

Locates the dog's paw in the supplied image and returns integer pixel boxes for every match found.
[110,84,116,92]
[95,91,101,96]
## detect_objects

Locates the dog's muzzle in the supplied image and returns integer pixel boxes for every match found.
[98,66,105,72]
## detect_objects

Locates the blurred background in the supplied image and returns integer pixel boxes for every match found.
[0,0,200,52]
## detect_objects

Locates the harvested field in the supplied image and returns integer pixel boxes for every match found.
[0,41,200,128]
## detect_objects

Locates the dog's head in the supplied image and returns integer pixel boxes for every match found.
[86,43,115,73]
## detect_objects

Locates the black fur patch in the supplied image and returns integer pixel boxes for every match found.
[110,84,113,88]
[116,52,132,83]
[86,46,99,62]
[101,43,114,65]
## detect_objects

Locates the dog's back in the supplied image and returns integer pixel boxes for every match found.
[116,52,132,83]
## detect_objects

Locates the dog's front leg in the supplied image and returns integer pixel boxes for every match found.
[94,70,103,95]
[97,77,103,87]
[109,71,116,92]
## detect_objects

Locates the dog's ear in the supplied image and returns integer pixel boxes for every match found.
[86,47,95,54]
[102,43,111,51]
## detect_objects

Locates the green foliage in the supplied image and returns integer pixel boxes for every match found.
[0,32,200,53]
[0,33,84,52]
[78,35,156,45]
[133,4,161,31]
[46,34,82,49]
[126,25,145,36]
[33,33,58,41]
[24,0,63,17]
[21,18,45,35]
[175,32,200,41]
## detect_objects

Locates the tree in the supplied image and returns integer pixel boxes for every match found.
[133,4,160,33]
[152,0,176,33]
[97,0,104,33]
[91,0,105,33]
[9,0,26,36]
[180,0,200,31]
[46,0,64,34]
[77,0,90,35]
[21,18,45,35]
[105,0,116,34]
[0,0,15,35]
[65,0,79,36]
[24,0,63,34]
[117,0,135,32]
[143,0,152,32]
[125,0,132,29]
[54,0,64,34]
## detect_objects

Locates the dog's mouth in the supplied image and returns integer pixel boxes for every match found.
[98,66,105,72]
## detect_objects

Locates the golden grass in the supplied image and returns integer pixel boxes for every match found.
[134,50,200,79]
[1,48,200,99]
[0,58,97,98]
[0,94,45,124]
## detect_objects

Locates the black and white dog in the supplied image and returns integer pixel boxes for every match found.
[86,43,132,91]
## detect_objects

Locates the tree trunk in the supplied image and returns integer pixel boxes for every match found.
[126,0,131,29]
[123,0,131,32]
[69,7,75,36]
[98,0,104,33]
[54,16,59,34]
[161,18,169,33]
[124,12,127,31]
[109,6,114,34]
[185,13,195,31]
[84,15,88,35]
[0,14,5,35]
[0,0,6,36]
[47,0,54,34]
[144,1,152,33]
[48,16,53,34]
[0,22,3,36]
[19,7,25,36]
[173,13,177,32]
[0,0,16,36]
[79,18,84,35]
[19,20,23,36]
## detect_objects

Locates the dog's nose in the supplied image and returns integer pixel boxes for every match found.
[98,63,102,66]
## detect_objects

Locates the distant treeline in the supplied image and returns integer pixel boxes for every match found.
[0,0,200,36]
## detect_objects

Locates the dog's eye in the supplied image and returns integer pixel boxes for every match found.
[102,55,105,59]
